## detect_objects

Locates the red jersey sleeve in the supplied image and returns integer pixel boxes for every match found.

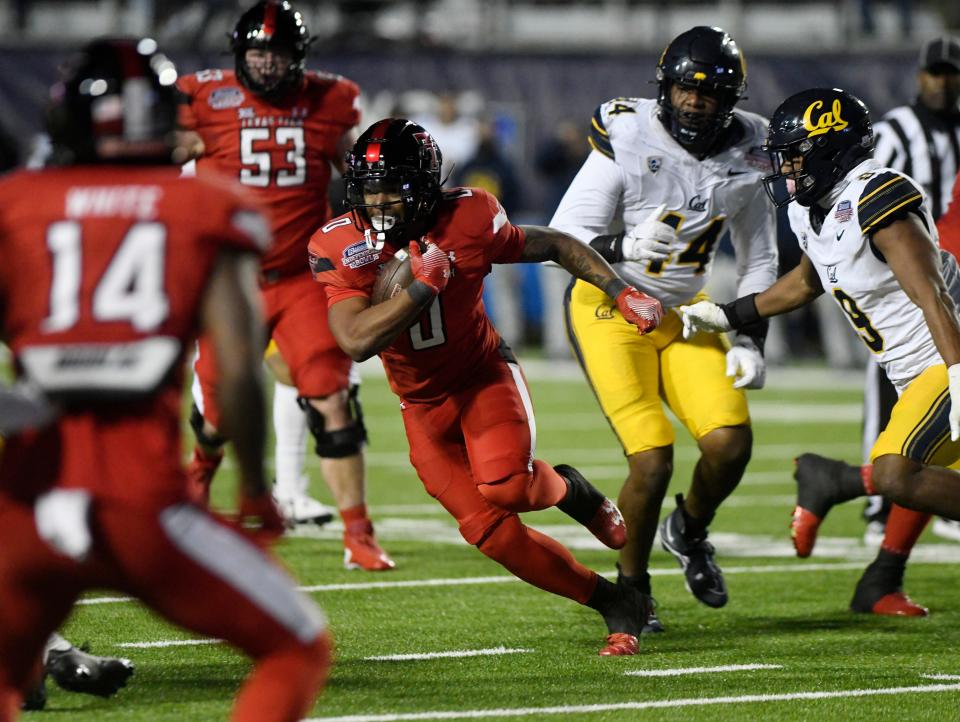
[307,218,371,306]
[194,177,272,256]
[472,188,526,264]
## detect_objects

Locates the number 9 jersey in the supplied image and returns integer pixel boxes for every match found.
[178,69,360,276]
[788,158,960,393]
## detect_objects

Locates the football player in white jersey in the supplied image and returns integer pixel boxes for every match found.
[681,87,960,616]
[550,26,778,628]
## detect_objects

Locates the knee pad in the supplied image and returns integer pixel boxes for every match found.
[189,404,226,448]
[476,471,533,512]
[299,387,367,459]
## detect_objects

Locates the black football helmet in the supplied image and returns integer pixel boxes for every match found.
[762,88,874,207]
[231,0,311,99]
[656,26,746,156]
[46,37,179,165]
[344,118,443,250]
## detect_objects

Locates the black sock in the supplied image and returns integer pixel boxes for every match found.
[617,564,651,595]
[677,493,712,540]
[585,576,619,612]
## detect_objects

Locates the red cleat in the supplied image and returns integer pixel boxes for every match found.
[790,505,822,558]
[588,498,628,550]
[869,592,929,617]
[343,520,396,571]
[599,633,639,656]
[185,447,223,507]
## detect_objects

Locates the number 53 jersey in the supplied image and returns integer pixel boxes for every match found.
[178,69,360,276]
[787,158,960,392]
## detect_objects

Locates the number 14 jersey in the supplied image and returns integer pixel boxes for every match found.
[178,69,360,276]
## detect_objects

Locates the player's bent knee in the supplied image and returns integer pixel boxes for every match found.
[872,455,916,504]
[699,425,752,465]
[189,403,226,448]
[476,471,534,512]
[300,388,368,458]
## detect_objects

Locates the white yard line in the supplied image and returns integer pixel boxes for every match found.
[304,683,960,722]
[116,639,222,649]
[364,647,531,662]
[76,558,955,606]
[624,663,783,677]
[923,674,960,680]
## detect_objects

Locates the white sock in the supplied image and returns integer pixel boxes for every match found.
[273,382,308,499]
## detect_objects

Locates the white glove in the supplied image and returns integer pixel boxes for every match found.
[726,338,766,389]
[678,301,732,340]
[948,364,960,441]
[621,204,675,263]
[35,489,93,561]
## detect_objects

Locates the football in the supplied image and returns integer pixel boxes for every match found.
[370,249,414,305]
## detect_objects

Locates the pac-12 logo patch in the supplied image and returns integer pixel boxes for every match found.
[647,157,662,174]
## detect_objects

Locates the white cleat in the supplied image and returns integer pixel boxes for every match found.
[273,493,335,527]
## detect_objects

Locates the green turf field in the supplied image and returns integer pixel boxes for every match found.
[33,361,960,721]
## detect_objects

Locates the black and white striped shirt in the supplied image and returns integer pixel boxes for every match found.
[873,103,960,221]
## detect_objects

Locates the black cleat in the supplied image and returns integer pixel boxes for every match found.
[660,499,727,608]
[794,453,851,519]
[849,551,928,617]
[46,645,134,698]
[616,565,664,634]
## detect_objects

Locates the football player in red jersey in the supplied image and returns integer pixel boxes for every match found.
[0,39,331,721]
[178,0,394,571]
[308,119,663,656]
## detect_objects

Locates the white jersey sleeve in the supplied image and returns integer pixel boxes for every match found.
[729,178,778,297]
[549,149,625,244]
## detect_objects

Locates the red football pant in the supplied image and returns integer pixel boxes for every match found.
[193,270,352,428]
[401,358,597,604]
[0,498,329,721]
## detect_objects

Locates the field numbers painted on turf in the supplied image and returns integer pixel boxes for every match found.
[240,127,306,188]
[43,221,169,333]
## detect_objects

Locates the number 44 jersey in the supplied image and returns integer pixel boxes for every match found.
[308,187,524,403]
[787,158,960,392]
[178,69,360,276]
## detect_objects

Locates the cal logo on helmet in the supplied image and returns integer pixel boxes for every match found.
[802,99,848,137]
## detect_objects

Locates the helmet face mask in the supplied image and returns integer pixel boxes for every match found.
[344,119,443,251]
[762,89,874,208]
[232,1,310,100]
[656,26,746,156]
[47,38,179,165]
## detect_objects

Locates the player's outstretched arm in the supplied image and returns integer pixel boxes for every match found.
[518,225,662,334]
[328,242,450,361]
[679,254,823,338]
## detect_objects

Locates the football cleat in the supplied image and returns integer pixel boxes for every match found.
[554,464,627,550]
[790,506,823,558]
[343,520,395,571]
[185,447,223,507]
[616,565,664,634]
[273,492,335,528]
[46,645,134,697]
[850,555,928,617]
[599,633,639,656]
[660,501,728,608]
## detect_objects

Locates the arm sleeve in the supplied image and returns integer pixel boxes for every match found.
[872,120,906,172]
[729,182,779,297]
[859,171,925,235]
[548,150,625,244]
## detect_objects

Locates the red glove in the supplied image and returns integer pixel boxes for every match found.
[409,241,451,295]
[237,493,285,546]
[616,287,663,335]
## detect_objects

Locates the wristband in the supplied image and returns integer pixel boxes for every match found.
[589,232,625,264]
[719,293,761,331]
[406,279,436,305]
